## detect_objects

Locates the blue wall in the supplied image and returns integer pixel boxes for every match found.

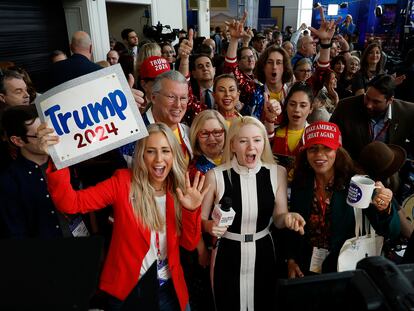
[311,0,408,50]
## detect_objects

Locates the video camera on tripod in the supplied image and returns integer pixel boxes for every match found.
[143,22,179,43]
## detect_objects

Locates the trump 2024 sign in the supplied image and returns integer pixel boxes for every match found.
[35,64,148,169]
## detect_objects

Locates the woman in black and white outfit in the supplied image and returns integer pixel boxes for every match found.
[201,116,305,310]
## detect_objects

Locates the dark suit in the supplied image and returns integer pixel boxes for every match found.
[48,53,102,89]
[330,94,414,159]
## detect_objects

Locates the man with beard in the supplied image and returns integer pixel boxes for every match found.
[330,74,414,159]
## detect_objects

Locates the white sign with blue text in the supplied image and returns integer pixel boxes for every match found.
[35,64,148,169]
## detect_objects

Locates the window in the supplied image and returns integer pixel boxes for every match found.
[298,0,313,27]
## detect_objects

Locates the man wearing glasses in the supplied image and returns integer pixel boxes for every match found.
[237,47,256,78]
[148,71,193,162]
[291,35,317,68]
[122,70,194,165]
[0,105,88,238]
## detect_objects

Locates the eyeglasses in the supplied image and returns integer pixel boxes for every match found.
[198,128,225,139]
[156,92,188,104]
[296,69,312,73]
[241,55,255,61]
[162,51,175,55]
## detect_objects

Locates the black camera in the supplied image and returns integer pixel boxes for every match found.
[143,22,179,43]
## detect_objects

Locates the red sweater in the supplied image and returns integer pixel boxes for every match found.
[46,167,201,310]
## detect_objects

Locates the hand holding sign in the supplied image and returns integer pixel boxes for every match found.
[35,64,148,169]
[36,122,59,155]
[128,73,145,112]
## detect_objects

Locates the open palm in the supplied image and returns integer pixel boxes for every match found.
[177,172,210,211]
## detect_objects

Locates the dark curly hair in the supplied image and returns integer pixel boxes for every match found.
[254,46,293,85]
[292,146,355,191]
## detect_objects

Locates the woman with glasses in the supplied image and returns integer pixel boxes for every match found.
[293,58,313,82]
[160,42,177,70]
[181,110,228,311]
[201,116,305,310]
[37,122,208,311]
[188,110,228,179]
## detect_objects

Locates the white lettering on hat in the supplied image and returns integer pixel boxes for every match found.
[315,124,336,132]
[320,132,334,138]
[306,132,320,139]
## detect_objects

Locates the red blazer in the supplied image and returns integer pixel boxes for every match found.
[46,167,201,310]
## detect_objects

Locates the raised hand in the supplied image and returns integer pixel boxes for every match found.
[309,6,341,43]
[177,171,210,211]
[285,212,306,235]
[225,10,247,39]
[242,26,254,46]
[178,28,194,59]
[36,122,59,155]
[393,73,406,86]
[264,92,282,122]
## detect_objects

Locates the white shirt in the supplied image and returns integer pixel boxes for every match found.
[139,195,170,280]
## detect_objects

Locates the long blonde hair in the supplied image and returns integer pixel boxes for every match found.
[130,123,187,232]
[222,116,275,165]
[136,42,162,74]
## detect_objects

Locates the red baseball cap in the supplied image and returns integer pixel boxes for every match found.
[140,56,170,79]
[303,121,342,150]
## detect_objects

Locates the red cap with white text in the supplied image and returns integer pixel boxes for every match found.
[302,121,342,150]
[140,56,170,79]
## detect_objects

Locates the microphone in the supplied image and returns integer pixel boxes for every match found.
[212,197,236,227]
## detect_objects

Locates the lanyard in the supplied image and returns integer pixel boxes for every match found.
[177,125,188,158]
[155,232,161,261]
[315,179,327,219]
[284,126,289,155]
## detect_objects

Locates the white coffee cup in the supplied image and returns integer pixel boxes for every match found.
[346,175,379,209]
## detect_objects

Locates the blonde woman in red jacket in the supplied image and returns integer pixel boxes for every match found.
[37,122,209,311]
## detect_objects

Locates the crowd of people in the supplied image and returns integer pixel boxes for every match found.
[1,6,414,311]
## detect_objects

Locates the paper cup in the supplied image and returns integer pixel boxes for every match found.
[346,175,377,209]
